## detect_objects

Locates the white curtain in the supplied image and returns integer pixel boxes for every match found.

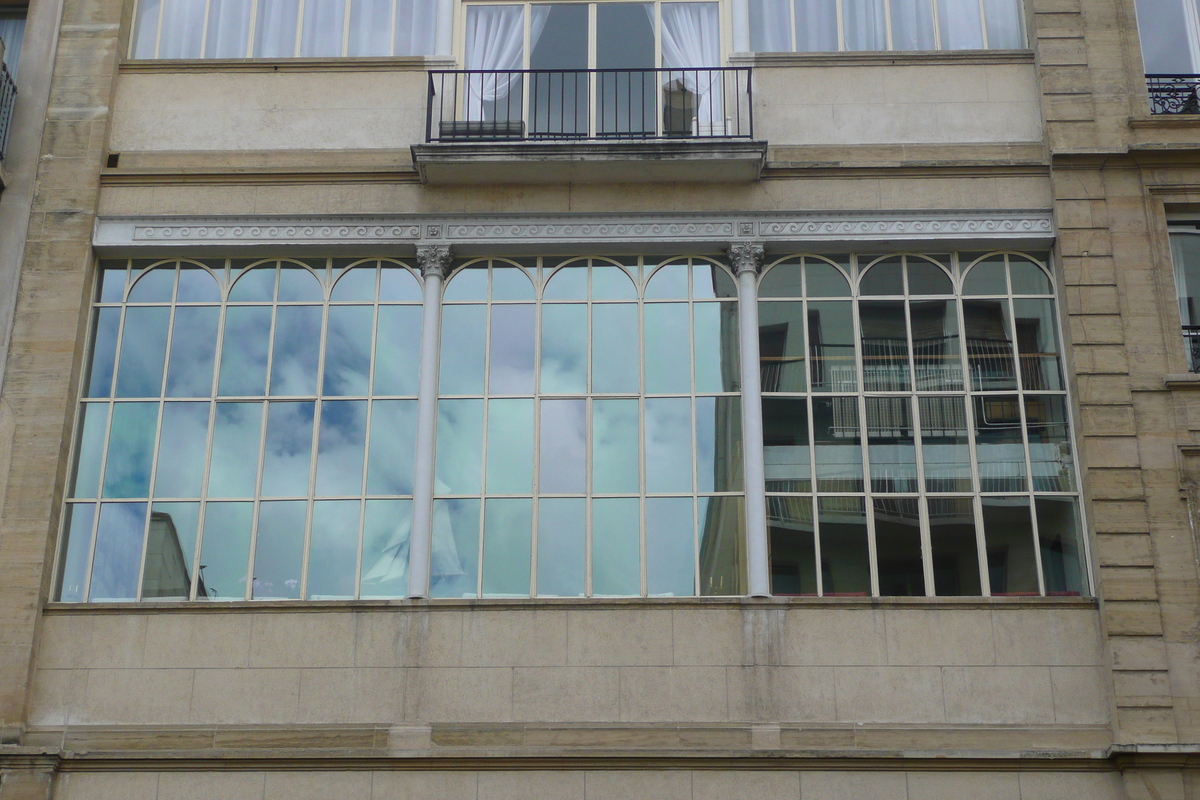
[890,0,936,50]
[301,0,346,56]
[748,0,791,51]
[0,13,25,74]
[981,0,1024,48]
[464,5,548,121]
[205,0,252,57]
[394,0,438,55]
[843,0,887,50]
[346,0,390,55]
[131,0,161,58]
[937,0,984,49]
[660,3,722,134]
[1134,0,1200,73]
[795,0,838,51]
[159,0,207,58]
[254,0,299,57]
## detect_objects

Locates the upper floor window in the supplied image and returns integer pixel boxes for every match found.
[0,8,25,75]
[1135,0,1200,74]
[129,0,440,58]
[1170,227,1200,371]
[747,0,1025,52]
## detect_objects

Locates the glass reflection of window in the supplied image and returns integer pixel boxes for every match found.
[56,258,422,603]
[432,256,743,599]
[758,250,1086,598]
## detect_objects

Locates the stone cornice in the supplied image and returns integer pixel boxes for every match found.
[93,211,1055,255]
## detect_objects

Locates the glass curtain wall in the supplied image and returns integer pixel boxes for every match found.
[56,258,421,602]
[761,252,1087,597]
[748,0,1025,52]
[431,256,744,598]
[130,0,439,58]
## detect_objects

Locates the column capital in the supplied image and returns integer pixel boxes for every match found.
[416,245,453,277]
[728,242,766,275]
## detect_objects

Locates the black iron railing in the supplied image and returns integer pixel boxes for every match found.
[0,62,15,161]
[1147,74,1200,114]
[425,67,752,143]
[1184,326,1200,372]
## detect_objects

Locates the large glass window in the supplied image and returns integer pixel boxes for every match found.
[748,0,1025,52]
[129,0,439,58]
[1171,228,1200,371]
[762,251,1086,597]
[1135,0,1200,74]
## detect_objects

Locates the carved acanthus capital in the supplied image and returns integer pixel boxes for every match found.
[728,242,765,276]
[416,245,452,278]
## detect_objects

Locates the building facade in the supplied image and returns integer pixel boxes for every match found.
[0,0,1198,796]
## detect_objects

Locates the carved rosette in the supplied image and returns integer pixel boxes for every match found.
[728,242,765,276]
[416,245,453,278]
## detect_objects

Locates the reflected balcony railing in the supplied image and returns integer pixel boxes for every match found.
[1185,326,1200,372]
[1147,75,1200,114]
[425,67,753,143]
[0,61,15,162]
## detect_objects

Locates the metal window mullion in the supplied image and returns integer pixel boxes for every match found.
[977,0,988,48]
[154,0,166,59]
[900,269,934,595]
[354,273,384,601]
[851,261,879,596]
[199,0,213,56]
[884,0,893,51]
[930,0,940,49]
[836,0,845,51]
[294,0,306,56]
[246,0,259,57]
[388,0,398,55]
[477,273,495,598]
[342,0,353,56]
[638,259,648,596]
[300,298,332,600]
[193,267,231,601]
[788,0,796,51]
[688,265,701,597]
[247,284,281,601]
[529,269,544,599]
[584,269,594,597]
[801,279,824,596]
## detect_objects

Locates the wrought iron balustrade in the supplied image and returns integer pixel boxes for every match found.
[0,61,15,162]
[1147,74,1200,114]
[1184,326,1200,372]
[425,67,753,143]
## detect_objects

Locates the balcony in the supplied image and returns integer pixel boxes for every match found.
[1147,74,1200,114]
[1185,326,1200,372]
[411,67,767,184]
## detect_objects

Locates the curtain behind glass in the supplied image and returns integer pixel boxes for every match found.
[795,0,838,51]
[1134,0,1200,73]
[301,0,347,56]
[254,0,299,57]
[131,0,162,58]
[347,0,390,55]
[394,0,438,55]
[0,13,25,74]
[159,0,206,58]
[982,0,1024,48]
[843,0,887,50]
[660,2,723,132]
[890,0,935,50]
[464,5,543,119]
[205,0,252,57]
[749,0,791,51]
[937,0,984,49]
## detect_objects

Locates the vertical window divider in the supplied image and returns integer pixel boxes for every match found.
[584,263,595,598]
[193,261,231,602]
[246,0,259,57]
[835,0,845,50]
[903,263,935,596]
[688,259,700,595]
[787,0,797,52]
[293,0,306,56]
[199,0,213,56]
[298,270,332,600]
[389,0,399,56]
[342,0,353,56]
[153,0,166,58]
[352,265,384,601]
[955,254,992,598]
[638,257,648,597]
[884,0,894,51]
[528,269,541,598]
[977,0,988,48]
[929,0,941,49]
[801,259,824,596]
[407,245,451,600]
[729,242,770,598]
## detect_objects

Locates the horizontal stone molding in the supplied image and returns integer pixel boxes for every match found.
[727,49,1035,67]
[118,55,457,73]
[94,211,1055,255]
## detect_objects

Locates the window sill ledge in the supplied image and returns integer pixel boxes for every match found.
[1165,373,1200,389]
[43,595,1099,614]
[727,49,1034,68]
[118,55,457,74]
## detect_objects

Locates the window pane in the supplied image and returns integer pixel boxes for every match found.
[206,0,252,57]
[131,0,162,58]
[750,0,792,51]
[983,0,1023,47]
[808,301,856,392]
[481,498,532,597]
[593,398,639,494]
[90,503,147,601]
[760,260,802,298]
[963,256,1007,295]
[860,258,904,295]
[103,402,159,498]
[374,305,422,396]
[646,497,694,596]
[928,497,981,596]
[819,496,870,595]
[807,261,851,297]
[71,404,109,499]
[490,304,535,395]
[1026,395,1076,492]
[219,306,272,396]
[430,498,480,598]
[87,308,121,398]
[813,396,863,492]
[315,400,368,496]
[487,398,534,494]
[769,495,816,595]
[365,400,417,496]
[537,497,585,596]
[763,397,810,492]
[1036,496,1086,595]
[253,500,306,599]
[866,396,917,493]
[644,303,691,394]
[199,502,253,600]
[938,0,984,49]
[918,395,972,492]
[592,497,641,595]
[270,306,322,396]
[699,495,744,595]
[435,399,484,496]
[254,0,299,58]
[910,300,963,391]
[155,402,210,498]
[593,265,638,300]
[694,302,739,393]
[166,306,219,397]
[860,300,911,391]
[973,395,1027,492]
[361,498,412,598]
[540,398,586,494]
[492,267,535,301]
[795,0,838,50]
[300,0,345,56]
[115,307,170,397]
[324,306,374,396]
[696,396,742,493]
[645,397,693,494]
[874,497,924,596]
[530,5,589,135]
[592,304,639,393]
[1013,299,1064,391]
[982,496,1039,595]
[230,266,276,302]
[261,401,315,497]
[1135,0,1198,73]
[759,301,807,392]
[308,500,360,599]
[964,299,1017,390]
[1009,257,1052,295]
[541,304,588,394]
[394,0,437,55]
[439,305,487,395]
[208,402,263,498]
[890,0,936,49]
[544,266,588,300]
[843,0,887,50]
[144,502,200,599]
[159,0,205,57]
[56,504,96,602]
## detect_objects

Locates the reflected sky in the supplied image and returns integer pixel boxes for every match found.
[315,400,367,496]
[261,401,315,497]
[90,502,147,601]
[166,307,219,397]
[115,307,170,397]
